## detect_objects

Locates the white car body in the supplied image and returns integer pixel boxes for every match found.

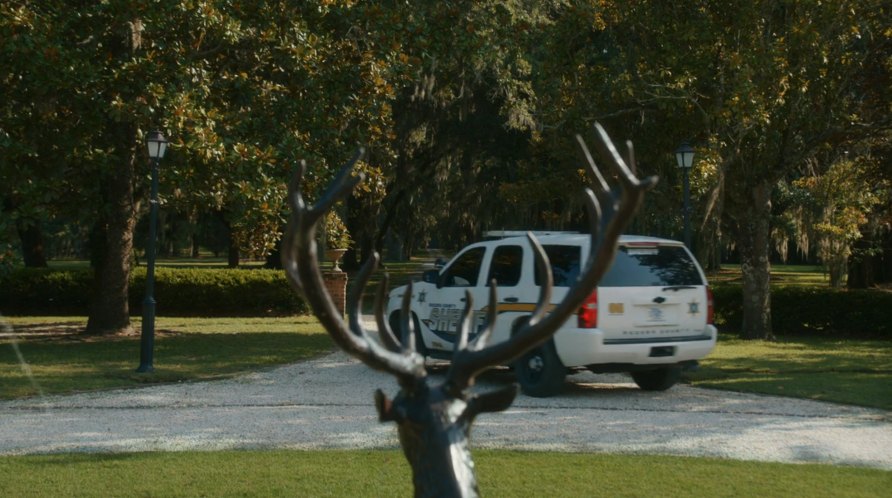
[386,233,717,396]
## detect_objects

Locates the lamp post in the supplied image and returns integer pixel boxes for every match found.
[675,142,695,249]
[137,130,168,373]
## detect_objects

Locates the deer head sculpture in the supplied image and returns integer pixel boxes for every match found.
[281,123,656,497]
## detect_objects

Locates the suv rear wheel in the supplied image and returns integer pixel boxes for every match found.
[515,339,566,397]
[631,366,682,391]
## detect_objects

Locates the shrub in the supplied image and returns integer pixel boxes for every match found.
[0,267,94,314]
[0,267,306,316]
[712,284,892,339]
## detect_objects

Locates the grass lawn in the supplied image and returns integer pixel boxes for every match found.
[0,316,333,399]
[686,336,892,410]
[0,450,888,498]
[711,264,831,287]
[3,315,891,410]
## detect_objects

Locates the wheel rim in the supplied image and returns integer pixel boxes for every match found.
[522,349,544,383]
[527,354,544,372]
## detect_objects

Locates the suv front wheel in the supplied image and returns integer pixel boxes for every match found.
[631,366,682,391]
[515,339,566,397]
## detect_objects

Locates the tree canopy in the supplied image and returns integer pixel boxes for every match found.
[1,0,889,339]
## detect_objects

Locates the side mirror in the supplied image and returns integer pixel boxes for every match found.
[422,269,439,285]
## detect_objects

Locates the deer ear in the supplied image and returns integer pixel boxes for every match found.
[375,389,408,423]
[375,389,394,421]
[464,384,519,421]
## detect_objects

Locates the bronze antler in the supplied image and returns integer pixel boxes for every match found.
[282,123,656,497]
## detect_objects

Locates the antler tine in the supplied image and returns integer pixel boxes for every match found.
[446,234,556,390]
[625,139,637,175]
[374,272,402,352]
[591,122,657,191]
[526,232,553,328]
[312,147,367,218]
[446,282,498,393]
[282,151,424,382]
[470,282,498,351]
[574,134,611,195]
[399,281,417,352]
[347,251,381,338]
[442,125,654,386]
[454,290,474,353]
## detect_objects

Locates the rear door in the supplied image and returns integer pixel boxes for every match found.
[597,242,710,344]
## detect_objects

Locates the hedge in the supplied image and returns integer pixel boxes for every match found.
[712,284,892,339]
[3,268,891,338]
[0,267,307,316]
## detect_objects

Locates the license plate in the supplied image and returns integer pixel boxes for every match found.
[635,305,677,326]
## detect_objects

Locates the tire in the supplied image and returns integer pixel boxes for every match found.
[631,366,682,391]
[515,340,567,397]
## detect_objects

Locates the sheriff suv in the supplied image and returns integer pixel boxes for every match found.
[386,233,717,397]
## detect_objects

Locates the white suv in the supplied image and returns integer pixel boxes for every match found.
[386,233,717,397]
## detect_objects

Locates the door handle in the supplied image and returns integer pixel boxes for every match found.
[504,297,519,303]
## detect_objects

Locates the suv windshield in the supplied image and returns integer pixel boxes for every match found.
[537,244,703,287]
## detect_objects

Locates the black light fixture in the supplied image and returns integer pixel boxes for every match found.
[137,130,168,373]
[675,142,695,249]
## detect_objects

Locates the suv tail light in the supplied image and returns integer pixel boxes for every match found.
[706,286,715,325]
[577,290,598,328]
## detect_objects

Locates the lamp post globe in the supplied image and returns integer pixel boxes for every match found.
[146,130,168,160]
[137,130,168,373]
[675,142,694,249]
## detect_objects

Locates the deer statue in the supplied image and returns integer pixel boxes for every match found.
[281,123,656,497]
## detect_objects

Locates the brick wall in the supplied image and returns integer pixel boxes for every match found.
[323,270,348,316]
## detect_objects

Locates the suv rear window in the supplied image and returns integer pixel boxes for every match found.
[600,245,704,287]
[536,244,703,287]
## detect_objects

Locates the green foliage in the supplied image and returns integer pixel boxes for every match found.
[2,1,890,336]
[712,284,892,339]
[0,267,306,316]
[0,268,93,314]
[776,158,890,287]
[0,244,17,277]
[322,212,352,249]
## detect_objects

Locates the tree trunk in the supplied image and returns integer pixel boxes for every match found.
[190,209,201,258]
[737,180,774,340]
[227,237,240,268]
[16,220,48,267]
[264,241,282,269]
[214,210,240,268]
[375,188,407,261]
[85,125,139,336]
[847,230,892,289]
[828,251,847,288]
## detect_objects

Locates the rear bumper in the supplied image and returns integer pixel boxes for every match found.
[554,325,717,368]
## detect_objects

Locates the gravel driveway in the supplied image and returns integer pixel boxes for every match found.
[2,347,891,470]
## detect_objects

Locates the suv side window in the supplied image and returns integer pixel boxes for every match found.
[487,245,523,287]
[535,245,581,287]
[440,247,486,287]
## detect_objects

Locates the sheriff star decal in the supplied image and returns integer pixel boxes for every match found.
[418,290,426,303]
[688,300,700,316]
